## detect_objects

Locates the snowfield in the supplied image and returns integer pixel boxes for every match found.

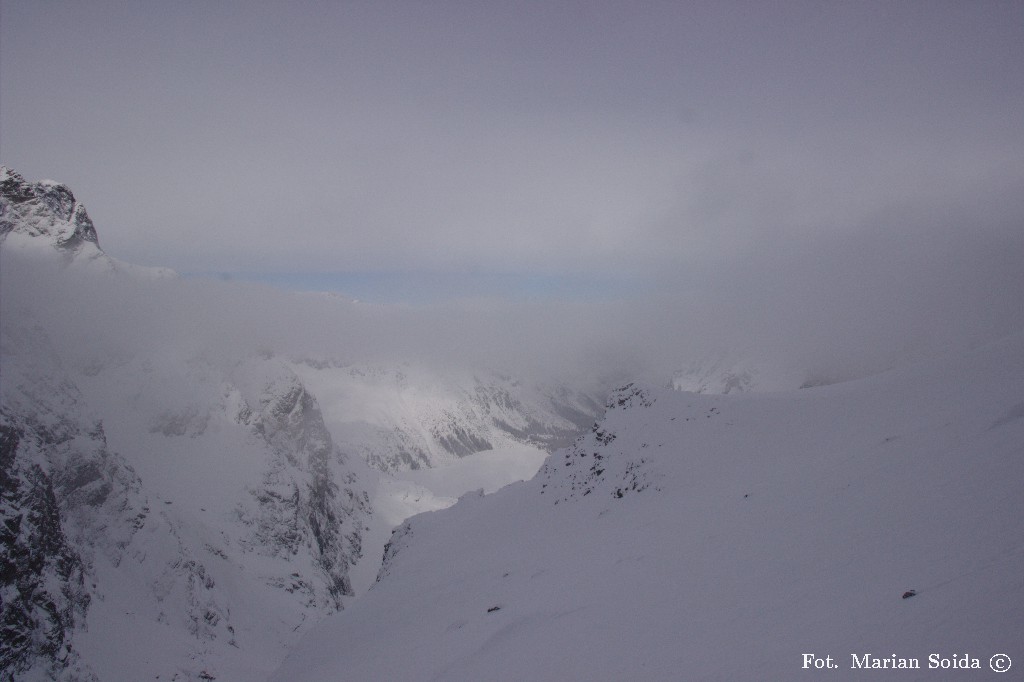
[275,333,1024,681]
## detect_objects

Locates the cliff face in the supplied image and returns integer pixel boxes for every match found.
[0,167,602,679]
[234,365,370,609]
[0,322,374,681]
[1,165,174,279]
[1,168,371,681]
[0,422,91,681]
[290,359,602,473]
[1,324,140,681]
[1,167,100,256]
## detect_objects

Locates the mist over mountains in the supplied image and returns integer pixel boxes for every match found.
[2,163,1023,681]
[277,335,1024,680]
[0,167,610,678]
[4,2,1023,678]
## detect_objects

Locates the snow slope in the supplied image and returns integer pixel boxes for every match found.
[290,358,601,472]
[1,167,600,679]
[275,333,1024,681]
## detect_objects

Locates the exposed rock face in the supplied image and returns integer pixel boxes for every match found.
[0,167,99,255]
[274,335,1024,682]
[291,359,603,473]
[474,378,600,453]
[374,518,413,584]
[1,165,174,280]
[0,421,89,680]
[536,383,658,504]
[1,166,598,679]
[235,367,369,609]
[1,168,371,680]
[0,329,373,679]
[1,324,141,681]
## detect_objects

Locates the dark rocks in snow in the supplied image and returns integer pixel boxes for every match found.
[376,521,414,583]
[540,392,656,504]
[608,383,654,410]
[592,425,616,445]
[355,372,600,472]
[0,321,145,680]
[236,370,369,610]
[0,166,99,252]
[0,420,91,679]
[1,168,377,677]
[433,418,493,458]
[902,590,917,599]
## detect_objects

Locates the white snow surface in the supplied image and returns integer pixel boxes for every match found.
[0,182,593,680]
[351,444,549,597]
[289,358,600,472]
[275,333,1024,681]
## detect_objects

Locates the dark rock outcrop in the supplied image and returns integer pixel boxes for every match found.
[0,167,99,253]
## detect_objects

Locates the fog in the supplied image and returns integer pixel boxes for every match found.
[3,1,1023,390]
[3,1,1022,284]
[4,198,1023,393]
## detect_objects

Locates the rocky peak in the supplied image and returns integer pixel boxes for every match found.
[0,166,100,252]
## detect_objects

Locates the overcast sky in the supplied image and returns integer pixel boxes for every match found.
[2,1,1023,311]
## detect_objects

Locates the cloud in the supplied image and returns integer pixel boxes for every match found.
[4,1,1021,280]
[6,191,1023,396]
[3,1,1023,388]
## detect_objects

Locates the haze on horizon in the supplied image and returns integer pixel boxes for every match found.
[2,1,1024,380]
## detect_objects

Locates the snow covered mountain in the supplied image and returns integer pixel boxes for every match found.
[0,166,173,278]
[671,353,766,394]
[1,167,602,680]
[1,314,372,681]
[670,351,840,394]
[1,169,372,679]
[1,323,140,681]
[290,358,601,472]
[0,167,100,256]
[15,165,1017,682]
[274,333,1024,681]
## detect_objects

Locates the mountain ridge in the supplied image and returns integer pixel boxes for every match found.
[274,330,1024,680]
[2,168,372,679]
[1,165,174,278]
[0,167,602,679]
